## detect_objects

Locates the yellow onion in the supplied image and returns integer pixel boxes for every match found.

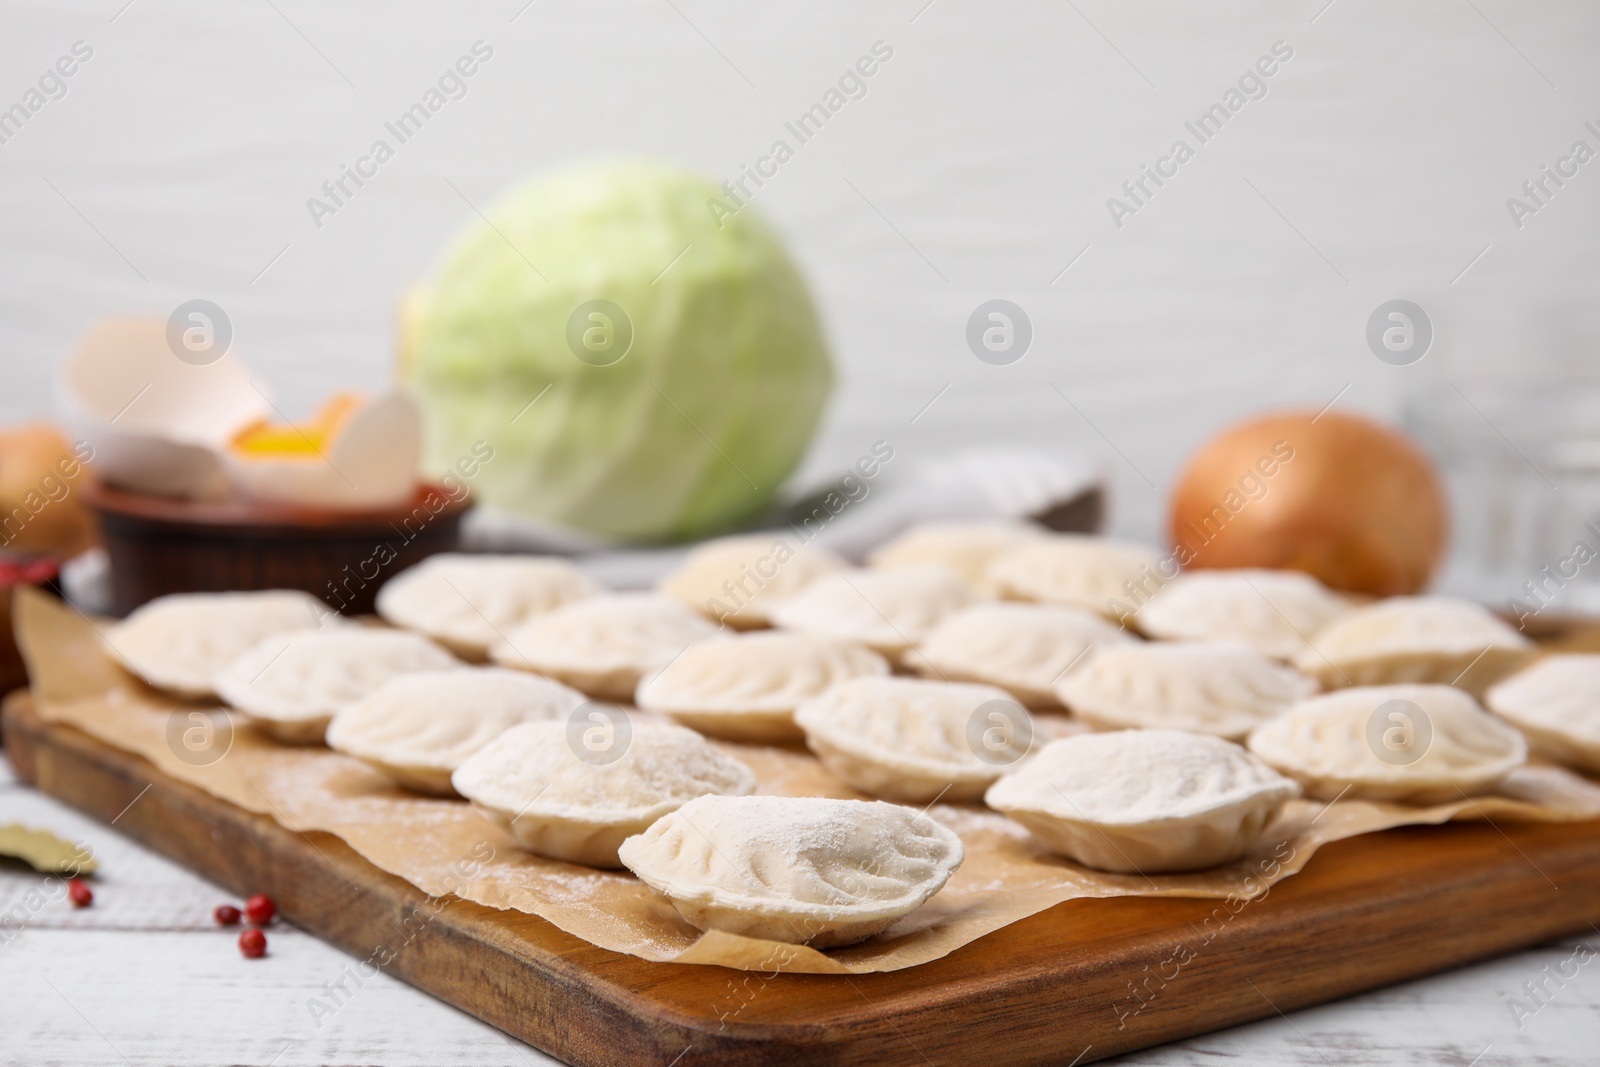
[1168,410,1447,596]
[0,424,98,557]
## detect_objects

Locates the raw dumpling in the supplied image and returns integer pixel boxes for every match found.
[375,554,597,658]
[793,677,1030,802]
[868,521,1044,593]
[215,628,460,743]
[326,668,587,795]
[104,590,334,699]
[617,795,964,948]
[1136,568,1352,660]
[635,631,888,742]
[658,534,846,629]
[1056,641,1318,740]
[1293,596,1534,698]
[1485,655,1600,775]
[1247,684,1527,803]
[451,719,756,867]
[985,730,1299,873]
[911,602,1132,707]
[765,566,974,662]
[988,535,1164,619]
[490,593,720,700]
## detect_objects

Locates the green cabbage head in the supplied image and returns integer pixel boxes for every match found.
[406,159,834,542]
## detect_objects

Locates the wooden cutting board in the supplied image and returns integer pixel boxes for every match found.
[7,692,1600,1066]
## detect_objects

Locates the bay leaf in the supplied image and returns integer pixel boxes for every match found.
[0,823,96,875]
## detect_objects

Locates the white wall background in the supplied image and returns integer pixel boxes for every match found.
[2,0,1598,554]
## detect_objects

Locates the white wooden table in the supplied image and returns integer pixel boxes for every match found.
[3,757,1597,1065]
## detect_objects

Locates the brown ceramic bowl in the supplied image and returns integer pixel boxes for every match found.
[85,481,471,617]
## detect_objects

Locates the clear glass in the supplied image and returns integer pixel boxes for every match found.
[1403,333,1600,621]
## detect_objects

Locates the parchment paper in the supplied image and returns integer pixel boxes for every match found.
[16,587,1600,974]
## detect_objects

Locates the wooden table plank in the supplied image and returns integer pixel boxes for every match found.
[0,927,551,1067]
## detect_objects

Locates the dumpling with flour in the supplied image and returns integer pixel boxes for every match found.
[1136,568,1353,660]
[868,521,1045,593]
[375,554,597,658]
[657,534,846,629]
[452,719,756,868]
[1055,641,1318,740]
[985,730,1300,873]
[105,590,334,699]
[215,628,461,743]
[912,601,1132,707]
[1293,596,1534,697]
[618,795,965,948]
[794,677,1030,802]
[491,593,720,700]
[988,535,1165,619]
[1247,684,1527,803]
[635,631,888,742]
[1485,655,1600,775]
[766,566,975,663]
[326,668,587,795]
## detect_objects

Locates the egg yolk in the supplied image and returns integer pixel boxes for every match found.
[231,393,362,459]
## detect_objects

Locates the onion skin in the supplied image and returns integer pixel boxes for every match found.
[1167,410,1448,596]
